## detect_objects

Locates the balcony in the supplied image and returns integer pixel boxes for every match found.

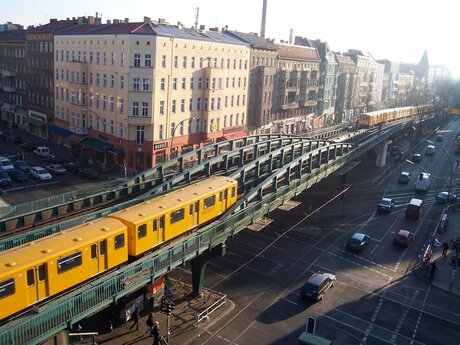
[69,125,88,135]
[280,102,298,110]
[128,115,154,125]
[300,100,317,107]
[1,69,15,77]
[3,85,16,93]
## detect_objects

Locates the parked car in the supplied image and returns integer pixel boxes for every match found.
[43,154,63,164]
[378,198,395,212]
[46,164,66,175]
[0,157,15,172]
[436,134,443,142]
[437,191,457,204]
[346,232,370,252]
[393,230,414,247]
[425,144,436,155]
[30,166,52,181]
[0,170,11,186]
[20,142,37,151]
[398,171,411,184]
[64,162,83,173]
[80,168,100,179]
[8,168,27,182]
[12,159,31,173]
[33,146,50,157]
[6,135,21,144]
[300,272,336,301]
[412,153,422,162]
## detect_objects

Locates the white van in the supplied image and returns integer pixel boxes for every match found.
[0,157,14,171]
[415,172,431,191]
[33,146,50,157]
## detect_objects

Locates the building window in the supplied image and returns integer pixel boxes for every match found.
[110,96,114,111]
[145,54,152,67]
[133,78,140,91]
[174,55,178,68]
[119,98,124,113]
[111,52,115,65]
[120,53,125,66]
[181,78,186,89]
[190,78,194,89]
[159,124,164,139]
[172,100,176,113]
[136,125,145,145]
[160,78,165,90]
[142,102,149,116]
[96,52,100,64]
[143,78,149,91]
[180,99,185,112]
[189,98,193,111]
[103,74,107,87]
[191,56,195,68]
[132,101,139,116]
[182,56,187,68]
[134,53,141,67]
[160,101,164,115]
[188,119,193,134]
[173,78,177,90]
[198,78,202,89]
[120,76,124,89]
[197,98,201,111]
[161,55,166,68]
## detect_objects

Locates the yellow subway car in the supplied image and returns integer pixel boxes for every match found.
[109,176,238,257]
[359,106,420,128]
[0,218,128,321]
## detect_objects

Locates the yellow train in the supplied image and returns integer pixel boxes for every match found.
[0,176,238,321]
[358,106,423,128]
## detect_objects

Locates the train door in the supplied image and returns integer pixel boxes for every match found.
[220,190,228,213]
[189,202,199,227]
[89,240,108,276]
[26,264,49,303]
[153,215,165,245]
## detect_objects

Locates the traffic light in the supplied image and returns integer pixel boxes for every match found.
[166,300,174,316]
[160,298,167,314]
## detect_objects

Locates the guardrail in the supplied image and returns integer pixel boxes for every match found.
[68,332,98,345]
[196,292,227,323]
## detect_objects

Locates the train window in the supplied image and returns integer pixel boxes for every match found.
[38,264,47,281]
[91,244,97,259]
[100,240,106,255]
[231,187,235,198]
[57,252,82,274]
[219,191,223,201]
[27,269,34,286]
[204,195,216,209]
[170,208,185,224]
[0,278,15,300]
[115,234,125,249]
[153,219,157,231]
[138,224,147,239]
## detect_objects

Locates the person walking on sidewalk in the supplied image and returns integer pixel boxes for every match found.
[430,262,438,279]
[129,307,139,331]
[442,240,449,257]
[152,321,160,345]
[145,312,155,336]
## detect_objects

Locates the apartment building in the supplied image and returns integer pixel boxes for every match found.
[335,53,358,124]
[396,73,415,105]
[273,43,319,133]
[54,18,249,171]
[0,29,27,129]
[224,30,278,134]
[379,60,400,108]
[26,18,80,139]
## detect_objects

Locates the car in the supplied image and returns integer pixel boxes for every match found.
[0,170,11,186]
[437,191,457,204]
[80,168,100,179]
[20,141,37,151]
[378,197,395,212]
[8,168,27,182]
[412,153,422,162]
[436,134,443,142]
[393,230,414,247]
[346,232,370,252]
[425,145,436,155]
[12,159,31,173]
[398,171,411,184]
[64,162,83,173]
[46,164,66,175]
[6,135,21,144]
[43,154,63,164]
[0,157,15,171]
[300,272,336,301]
[33,146,50,157]
[30,166,52,181]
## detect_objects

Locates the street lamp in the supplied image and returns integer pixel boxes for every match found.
[170,117,195,160]
[82,108,107,167]
[427,139,454,203]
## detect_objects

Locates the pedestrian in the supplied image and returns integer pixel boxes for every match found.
[152,321,160,345]
[442,240,449,257]
[430,262,438,279]
[145,312,154,336]
[129,307,139,331]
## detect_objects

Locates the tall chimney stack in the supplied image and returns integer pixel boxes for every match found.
[260,0,267,38]
[289,28,293,44]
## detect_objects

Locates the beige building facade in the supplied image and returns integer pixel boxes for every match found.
[55,18,249,171]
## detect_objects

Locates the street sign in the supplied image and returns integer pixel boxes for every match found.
[164,288,172,299]
[306,316,316,334]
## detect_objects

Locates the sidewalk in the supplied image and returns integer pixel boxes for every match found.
[76,280,234,345]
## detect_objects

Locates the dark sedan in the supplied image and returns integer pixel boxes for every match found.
[8,168,28,182]
[80,168,100,179]
[0,170,11,186]
[64,162,83,173]
[346,232,370,252]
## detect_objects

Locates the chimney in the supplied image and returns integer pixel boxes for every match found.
[144,16,150,24]
[125,18,129,23]
[209,27,219,32]
[50,18,57,23]
[95,17,102,25]
[87,16,94,25]
[77,17,84,25]
[289,28,293,44]
[177,21,183,27]
[106,19,111,24]
[158,18,165,24]
[199,24,206,31]
[260,0,267,38]
[113,19,120,24]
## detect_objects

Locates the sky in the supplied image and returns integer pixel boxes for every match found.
[3,0,458,77]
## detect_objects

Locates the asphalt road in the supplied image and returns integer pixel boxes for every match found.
[173,120,460,345]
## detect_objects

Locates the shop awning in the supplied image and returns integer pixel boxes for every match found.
[221,132,246,141]
[48,125,73,137]
[80,137,113,152]
[108,147,124,155]
[27,117,46,127]
[69,133,86,144]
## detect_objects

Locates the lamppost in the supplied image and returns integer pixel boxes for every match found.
[427,139,454,203]
[170,117,195,160]
[82,108,107,167]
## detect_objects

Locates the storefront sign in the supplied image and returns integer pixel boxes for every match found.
[154,142,168,150]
